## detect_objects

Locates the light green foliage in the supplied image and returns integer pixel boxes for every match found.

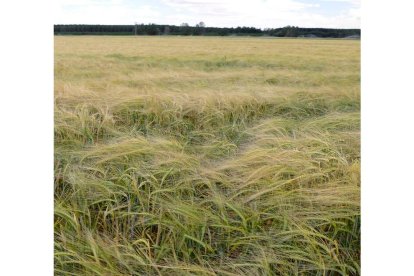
[55,36,360,275]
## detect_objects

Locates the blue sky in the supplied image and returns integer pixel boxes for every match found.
[55,0,360,28]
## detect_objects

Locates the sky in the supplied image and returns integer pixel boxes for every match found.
[55,0,360,29]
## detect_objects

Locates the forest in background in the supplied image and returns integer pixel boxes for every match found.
[54,24,360,38]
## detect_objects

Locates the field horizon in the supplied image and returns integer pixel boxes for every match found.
[54,36,360,275]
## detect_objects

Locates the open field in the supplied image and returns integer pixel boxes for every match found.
[55,36,360,275]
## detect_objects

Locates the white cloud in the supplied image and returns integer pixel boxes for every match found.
[162,0,317,15]
[58,0,105,7]
[55,1,161,24]
[55,0,360,28]
[321,0,359,3]
[160,0,358,28]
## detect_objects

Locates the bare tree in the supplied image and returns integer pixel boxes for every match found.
[163,26,170,35]
[180,23,191,35]
[195,22,206,35]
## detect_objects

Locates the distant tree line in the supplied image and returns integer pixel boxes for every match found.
[54,24,360,38]
[264,26,360,38]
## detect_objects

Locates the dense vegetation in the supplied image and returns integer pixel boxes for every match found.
[54,24,360,38]
[55,36,360,275]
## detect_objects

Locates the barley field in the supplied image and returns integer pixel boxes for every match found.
[54,36,360,275]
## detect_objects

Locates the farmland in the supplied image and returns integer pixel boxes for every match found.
[54,36,360,275]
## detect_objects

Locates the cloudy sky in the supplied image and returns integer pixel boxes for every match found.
[55,0,360,29]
